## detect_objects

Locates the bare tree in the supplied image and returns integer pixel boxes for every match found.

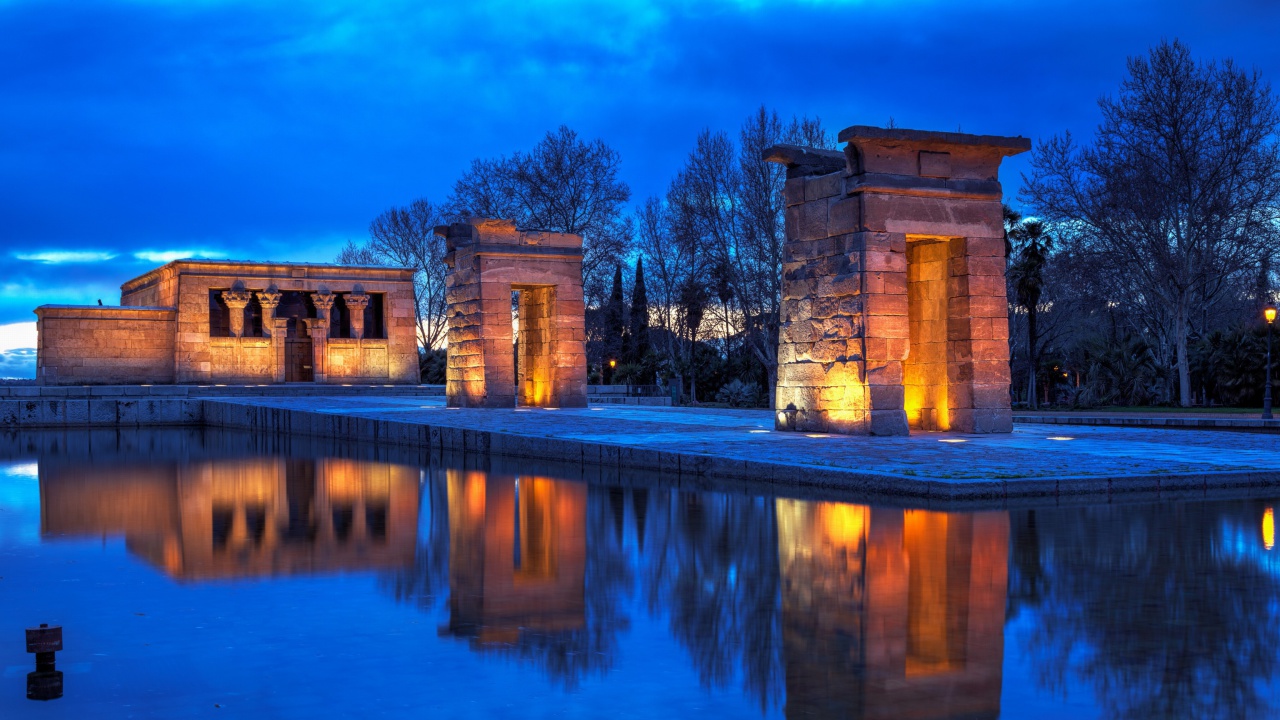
[1023,40,1280,405]
[447,125,632,305]
[337,198,448,350]
[733,108,833,405]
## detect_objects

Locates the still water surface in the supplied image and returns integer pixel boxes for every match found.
[2,429,1279,719]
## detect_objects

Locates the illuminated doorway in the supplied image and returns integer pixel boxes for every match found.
[514,285,557,407]
[904,239,951,431]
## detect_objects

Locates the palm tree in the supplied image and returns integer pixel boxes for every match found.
[1008,216,1055,408]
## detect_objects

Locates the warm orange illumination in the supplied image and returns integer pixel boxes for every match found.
[1267,305,1278,324]
[819,502,867,549]
[1265,507,1275,550]
[609,359,616,368]
[904,510,970,676]
[904,240,951,432]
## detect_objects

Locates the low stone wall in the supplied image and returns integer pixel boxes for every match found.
[0,384,444,428]
[35,305,176,385]
[1013,414,1280,431]
[588,396,671,406]
[0,394,202,428]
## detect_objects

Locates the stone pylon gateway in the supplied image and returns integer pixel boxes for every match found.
[767,126,1030,435]
[439,218,588,408]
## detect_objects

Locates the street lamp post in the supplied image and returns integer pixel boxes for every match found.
[1265,304,1276,420]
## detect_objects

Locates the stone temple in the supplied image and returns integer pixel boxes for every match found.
[766,125,1029,435]
[35,260,420,385]
[439,218,588,408]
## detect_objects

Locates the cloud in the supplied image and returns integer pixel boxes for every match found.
[0,322,37,352]
[13,250,119,263]
[0,348,36,380]
[0,323,38,379]
[132,249,224,263]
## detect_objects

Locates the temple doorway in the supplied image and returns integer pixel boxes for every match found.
[904,238,951,431]
[514,285,556,407]
[286,338,314,382]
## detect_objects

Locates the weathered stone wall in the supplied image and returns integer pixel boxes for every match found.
[35,306,176,384]
[769,126,1027,435]
[441,219,588,408]
[327,339,391,381]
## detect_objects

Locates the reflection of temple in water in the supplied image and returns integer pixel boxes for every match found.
[39,457,419,580]
[777,500,1008,720]
[444,470,587,646]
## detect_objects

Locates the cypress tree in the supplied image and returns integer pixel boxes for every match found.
[630,258,650,364]
[605,264,626,369]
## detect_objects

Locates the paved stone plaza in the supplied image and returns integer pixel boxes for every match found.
[203,395,1280,500]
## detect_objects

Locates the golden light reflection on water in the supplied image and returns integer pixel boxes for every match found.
[39,457,419,580]
[1264,507,1274,550]
[778,498,1008,719]
[445,471,586,647]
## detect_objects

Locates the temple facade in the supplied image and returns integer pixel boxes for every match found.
[35,259,420,385]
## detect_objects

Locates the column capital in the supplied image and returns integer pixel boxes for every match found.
[221,290,252,309]
[256,290,282,310]
[344,292,370,310]
[311,292,336,324]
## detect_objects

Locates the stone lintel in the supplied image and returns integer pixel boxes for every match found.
[120,260,414,295]
[35,305,176,320]
[837,125,1031,154]
[436,218,582,253]
[762,143,848,179]
[844,173,1004,200]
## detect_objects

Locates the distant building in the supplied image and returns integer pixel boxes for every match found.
[34,259,420,385]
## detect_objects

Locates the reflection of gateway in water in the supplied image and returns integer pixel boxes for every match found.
[39,458,419,580]
[444,470,586,646]
[777,501,1008,720]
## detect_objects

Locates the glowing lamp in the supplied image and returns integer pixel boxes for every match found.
[1265,507,1275,550]
[1266,305,1277,324]
[609,359,617,368]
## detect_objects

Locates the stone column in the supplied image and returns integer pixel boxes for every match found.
[256,291,281,335]
[345,292,370,340]
[255,290,286,383]
[309,292,335,383]
[304,318,329,383]
[221,290,252,338]
[270,318,289,383]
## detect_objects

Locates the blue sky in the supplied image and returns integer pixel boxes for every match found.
[2,0,1279,377]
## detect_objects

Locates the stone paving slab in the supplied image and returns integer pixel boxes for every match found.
[202,395,1280,499]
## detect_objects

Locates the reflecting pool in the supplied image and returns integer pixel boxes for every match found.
[3,429,1279,718]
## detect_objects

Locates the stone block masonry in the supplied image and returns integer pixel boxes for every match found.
[767,126,1030,436]
[35,306,176,384]
[440,218,588,409]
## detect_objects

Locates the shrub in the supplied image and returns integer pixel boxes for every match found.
[715,379,762,408]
